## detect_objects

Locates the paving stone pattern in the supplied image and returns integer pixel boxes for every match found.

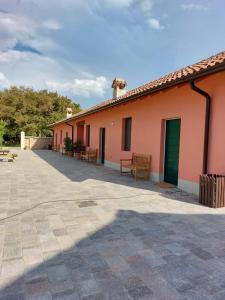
[1,150,225,299]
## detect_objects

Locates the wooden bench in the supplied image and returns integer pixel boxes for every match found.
[120,153,151,180]
[0,153,17,162]
[0,149,10,155]
[74,148,85,160]
[81,148,98,163]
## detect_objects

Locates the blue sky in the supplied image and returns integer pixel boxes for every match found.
[0,0,224,108]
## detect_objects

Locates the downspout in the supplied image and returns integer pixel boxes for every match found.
[52,129,54,147]
[65,123,74,144]
[190,80,211,174]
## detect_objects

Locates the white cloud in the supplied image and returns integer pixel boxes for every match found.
[42,19,62,30]
[46,76,109,97]
[0,50,33,62]
[180,4,207,11]
[32,0,134,11]
[0,50,58,63]
[0,72,10,88]
[23,37,62,52]
[139,0,155,12]
[0,11,61,51]
[147,18,164,30]
[103,0,133,7]
[0,49,66,91]
[0,48,107,100]
[0,12,34,50]
[134,1,165,30]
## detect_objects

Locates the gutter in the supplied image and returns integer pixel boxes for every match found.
[49,65,225,127]
[65,123,74,144]
[190,80,211,174]
[78,65,225,120]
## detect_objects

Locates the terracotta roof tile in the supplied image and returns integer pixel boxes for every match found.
[51,51,225,125]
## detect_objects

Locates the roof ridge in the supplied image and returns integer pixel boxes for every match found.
[51,50,225,125]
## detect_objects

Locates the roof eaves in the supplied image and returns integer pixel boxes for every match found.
[70,63,225,120]
[49,59,225,127]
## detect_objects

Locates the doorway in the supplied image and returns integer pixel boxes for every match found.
[164,119,181,185]
[77,124,84,144]
[100,128,106,164]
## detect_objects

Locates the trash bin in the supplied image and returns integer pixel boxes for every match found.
[199,174,225,208]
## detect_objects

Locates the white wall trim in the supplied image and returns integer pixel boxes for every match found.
[104,160,120,170]
[150,172,160,182]
[178,179,199,195]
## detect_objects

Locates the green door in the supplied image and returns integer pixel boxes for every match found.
[164,119,181,185]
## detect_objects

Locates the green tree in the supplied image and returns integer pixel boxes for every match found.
[0,120,6,146]
[0,86,81,143]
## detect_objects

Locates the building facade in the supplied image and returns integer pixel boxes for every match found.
[50,52,225,195]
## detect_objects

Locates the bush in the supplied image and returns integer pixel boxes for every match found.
[0,120,6,147]
[64,137,73,151]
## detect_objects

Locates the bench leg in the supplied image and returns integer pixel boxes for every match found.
[121,165,133,176]
[134,169,150,180]
[120,164,130,175]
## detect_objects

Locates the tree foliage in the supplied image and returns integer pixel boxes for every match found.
[0,86,81,143]
[0,120,6,146]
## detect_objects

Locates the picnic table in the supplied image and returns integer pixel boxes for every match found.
[0,149,10,155]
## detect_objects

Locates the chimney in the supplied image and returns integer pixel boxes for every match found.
[66,107,73,119]
[112,78,127,99]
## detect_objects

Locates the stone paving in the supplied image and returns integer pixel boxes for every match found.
[1,150,225,299]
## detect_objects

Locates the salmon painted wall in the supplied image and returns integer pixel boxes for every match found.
[53,123,73,150]
[52,71,225,191]
[198,71,225,174]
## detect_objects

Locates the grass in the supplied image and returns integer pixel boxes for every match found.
[0,143,20,149]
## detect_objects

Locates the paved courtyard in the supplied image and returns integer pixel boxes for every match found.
[1,150,225,299]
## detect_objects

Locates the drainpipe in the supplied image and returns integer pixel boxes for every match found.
[65,123,74,144]
[52,129,54,147]
[190,80,211,174]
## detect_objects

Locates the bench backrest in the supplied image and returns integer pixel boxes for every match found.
[0,150,10,154]
[132,153,151,169]
[87,148,97,156]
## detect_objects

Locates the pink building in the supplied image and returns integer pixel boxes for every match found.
[50,51,225,195]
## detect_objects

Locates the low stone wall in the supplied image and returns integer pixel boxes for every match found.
[24,137,53,150]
